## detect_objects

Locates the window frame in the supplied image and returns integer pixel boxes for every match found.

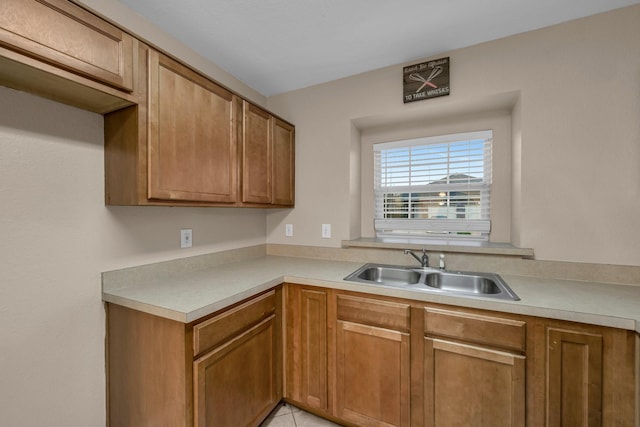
[373,130,493,241]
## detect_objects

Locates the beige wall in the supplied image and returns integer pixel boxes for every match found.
[266,5,640,266]
[0,87,267,425]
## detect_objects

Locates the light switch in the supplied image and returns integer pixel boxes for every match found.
[322,224,331,238]
[285,224,293,237]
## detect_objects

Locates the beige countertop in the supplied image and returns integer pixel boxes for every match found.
[102,255,640,332]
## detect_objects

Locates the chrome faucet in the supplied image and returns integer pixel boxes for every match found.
[404,248,429,268]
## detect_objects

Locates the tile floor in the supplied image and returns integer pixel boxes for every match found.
[260,402,342,427]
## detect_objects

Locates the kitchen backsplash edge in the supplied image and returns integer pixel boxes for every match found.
[266,244,640,286]
[101,243,640,292]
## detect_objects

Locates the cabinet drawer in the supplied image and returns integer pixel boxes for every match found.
[194,290,276,356]
[337,294,410,332]
[424,307,525,353]
[0,0,134,91]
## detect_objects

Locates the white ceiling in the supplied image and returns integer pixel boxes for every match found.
[118,0,640,97]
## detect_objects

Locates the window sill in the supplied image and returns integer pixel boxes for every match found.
[342,237,535,258]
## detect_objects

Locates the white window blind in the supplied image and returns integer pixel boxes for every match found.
[374,130,492,240]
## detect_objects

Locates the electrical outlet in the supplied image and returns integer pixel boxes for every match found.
[285,224,293,237]
[180,229,192,248]
[322,224,331,238]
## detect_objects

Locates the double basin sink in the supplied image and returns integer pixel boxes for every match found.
[344,263,520,301]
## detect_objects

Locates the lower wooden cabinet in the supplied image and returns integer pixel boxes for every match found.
[423,337,525,427]
[285,286,329,413]
[284,285,637,427]
[423,307,526,427]
[107,283,637,427]
[546,328,602,426]
[335,294,411,427]
[194,316,278,427]
[336,319,411,427]
[107,288,282,427]
[531,320,636,427]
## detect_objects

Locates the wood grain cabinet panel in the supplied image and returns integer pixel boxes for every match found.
[285,286,329,412]
[242,102,272,204]
[107,304,192,427]
[0,0,133,91]
[271,118,295,206]
[194,316,279,427]
[529,320,637,427]
[241,101,295,207]
[335,294,411,427]
[336,320,411,427]
[424,306,526,353]
[424,337,525,427]
[107,289,282,427]
[194,290,276,357]
[545,328,603,427]
[337,293,411,332]
[104,48,294,207]
[422,305,526,427]
[148,51,238,203]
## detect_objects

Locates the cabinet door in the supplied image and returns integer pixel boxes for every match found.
[148,51,238,203]
[242,101,272,204]
[194,316,278,427]
[271,118,295,206]
[336,320,411,427]
[285,287,328,412]
[424,338,525,427]
[0,0,133,91]
[545,328,603,427]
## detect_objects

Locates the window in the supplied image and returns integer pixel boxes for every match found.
[373,130,492,240]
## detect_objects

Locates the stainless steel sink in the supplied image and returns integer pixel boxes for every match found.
[344,263,520,301]
[354,265,422,285]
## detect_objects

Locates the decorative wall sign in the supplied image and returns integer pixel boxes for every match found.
[403,57,450,103]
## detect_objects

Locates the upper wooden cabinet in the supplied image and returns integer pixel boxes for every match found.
[242,101,295,206]
[0,1,295,206]
[0,0,138,113]
[272,118,295,206]
[0,0,133,92]
[105,47,295,207]
[242,102,272,204]
[147,51,238,204]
